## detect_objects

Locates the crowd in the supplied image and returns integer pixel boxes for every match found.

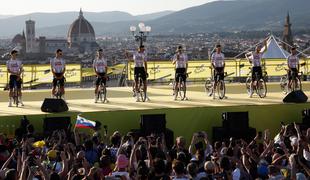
[0,117,309,180]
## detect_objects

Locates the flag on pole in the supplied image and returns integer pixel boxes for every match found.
[75,115,96,129]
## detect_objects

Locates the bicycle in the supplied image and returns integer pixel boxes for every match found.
[172,72,188,101]
[205,69,226,99]
[245,69,267,98]
[54,79,63,99]
[12,80,20,107]
[96,77,108,103]
[134,73,147,102]
[53,76,65,99]
[280,69,302,94]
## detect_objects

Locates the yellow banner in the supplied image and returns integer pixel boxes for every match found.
[0,65,8,85]
[0,64,81,87]
[128,59,310,80]
[82,64,126,77]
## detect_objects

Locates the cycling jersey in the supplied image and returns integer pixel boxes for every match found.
[287,55,299,69]
[6,59,22,74]
[133,52,147,68]
[50,57,65,73]
[93,58,107,73]
[249,52,263,67]
[211,53,225,68]
[173,53,188,68]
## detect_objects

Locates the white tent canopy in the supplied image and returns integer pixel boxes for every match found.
[260,35,290,59]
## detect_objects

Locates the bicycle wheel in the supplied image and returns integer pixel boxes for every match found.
[14,88,18,107]
[217,80,226,99]
[293,77,302,91]
[257,79,267,98]
[179,80,186,100]
[102,86,107,103]
[204,78,213,95]
[98,88,103,102]
[245,76,252,95]
[172,80,176,96]
[280,76,288,94]
[139,78,146,102]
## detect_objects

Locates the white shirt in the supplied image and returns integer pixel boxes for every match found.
[133,52,147,68]
[173,53,188,68]
[6,59,22,74]
[249,52,263,67]
[93,58,107,73]
[287,54,299,69]
[211,53,225,68]
[50,57,65,73]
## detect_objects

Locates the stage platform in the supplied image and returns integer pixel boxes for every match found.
[0,83,309,141]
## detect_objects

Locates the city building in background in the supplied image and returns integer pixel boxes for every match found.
[11,9,98,59]
[67,9,99,53]
[282,13,294,51]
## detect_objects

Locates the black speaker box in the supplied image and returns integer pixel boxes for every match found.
[43,116,71,137]
[212,127,228,142]
[222,112,249,130]
[140,114,166,135]
[283,90,308,103]
[302,109,310,128]
[212,127,256,143]
[164,128,174,149]
[227,127,256,142]
[41,98,68,112]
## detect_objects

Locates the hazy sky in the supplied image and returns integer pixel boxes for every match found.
[0,0,215,15]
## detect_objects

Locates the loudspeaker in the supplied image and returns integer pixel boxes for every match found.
[283,90,308,103]
[222,112,249,130]
[140,114,166,135]
[43,116,71,137]
[41,98,68,112]
[302,109,310,128]
[212,127,256,143]
[212,127,228,142]
[164,128,174,149]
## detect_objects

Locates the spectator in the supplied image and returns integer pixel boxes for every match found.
[0,117,309,180]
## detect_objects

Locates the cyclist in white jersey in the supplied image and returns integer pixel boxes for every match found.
[172,46,188,100]
[93,49,108,103]
[6,50,24,107]
[125,45,148,102]
[50,49,66,98]
[210,44,225,99]
[287,47,300,89]
[245,39,267,97]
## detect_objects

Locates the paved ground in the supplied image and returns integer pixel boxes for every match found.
[0,83,309,117]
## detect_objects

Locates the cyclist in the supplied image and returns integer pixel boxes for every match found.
[93,49,108,103]
[172,45,188,100]
[210,44,225,99]
[245,40,267,98]
[50,49,66,99]
[287,47,299,90]
[125,45,148,102]
[7,50,24,107]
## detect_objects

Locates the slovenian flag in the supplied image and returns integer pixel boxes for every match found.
[75,115,96,129]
